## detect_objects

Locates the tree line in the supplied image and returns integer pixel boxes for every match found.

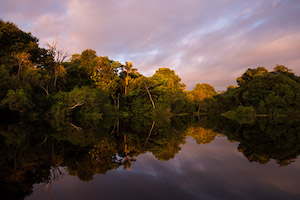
[0,19,299,124]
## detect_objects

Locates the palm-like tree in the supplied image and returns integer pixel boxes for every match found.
[124,61,133,95]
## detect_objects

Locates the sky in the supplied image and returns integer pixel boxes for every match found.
[1,0,300,90]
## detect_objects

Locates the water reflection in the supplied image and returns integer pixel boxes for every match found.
[0,116,299,199]
[211,117,300,166]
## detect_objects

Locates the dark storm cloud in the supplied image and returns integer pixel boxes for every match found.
[1,0,299,89]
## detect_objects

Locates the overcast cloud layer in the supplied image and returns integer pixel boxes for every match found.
[1,0,300,90]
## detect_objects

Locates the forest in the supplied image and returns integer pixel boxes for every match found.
[1,19,299,126]
[1,19,300,199]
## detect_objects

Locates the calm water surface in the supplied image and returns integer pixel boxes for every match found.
[1,117,299,200]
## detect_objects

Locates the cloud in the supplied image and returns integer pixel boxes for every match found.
[1,0,300,90]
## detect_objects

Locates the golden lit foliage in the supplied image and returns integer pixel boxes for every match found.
[185,126,219,144]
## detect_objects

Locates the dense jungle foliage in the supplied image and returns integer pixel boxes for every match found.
[1,19,299,124]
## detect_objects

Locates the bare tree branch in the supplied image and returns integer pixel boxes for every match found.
[70,123,83,131]
[144,82,156,109]
[39,85,49,96]
[70,102,84,110]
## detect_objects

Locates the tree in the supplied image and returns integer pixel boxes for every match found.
[0,19,39,67]
[151,68,182,90]
[209,66,299,117]
[90,56,122,96]
[13,52,32,81]
[237,67,268,86]
[273,65,294,75]
[124,61,133,95]
[1,89,33,112]
[146,68,191,115]
[191,83,216,117]
[51,86,113,124]
[45,34,69,90]
[0,65,11,100]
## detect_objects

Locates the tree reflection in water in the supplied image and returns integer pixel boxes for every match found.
[0,116,299,199]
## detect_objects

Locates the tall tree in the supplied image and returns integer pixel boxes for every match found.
[191,83,216,117]
[13,52,31,81]
[124,61,133,95]
[45,34,69,90]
